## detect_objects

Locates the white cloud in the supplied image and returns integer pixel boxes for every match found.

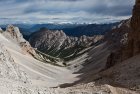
[0,0,135,24]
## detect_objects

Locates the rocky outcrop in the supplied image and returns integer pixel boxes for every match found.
[105,19,131,68]
[120,0,140,61]
[105,0,140,68]
[3,25,37,57]
[129,0,140,55]
[29,28,103,61]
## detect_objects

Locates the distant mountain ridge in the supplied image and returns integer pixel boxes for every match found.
[62,23,119,37]
[29,28,103,61]
[0,22,119,39]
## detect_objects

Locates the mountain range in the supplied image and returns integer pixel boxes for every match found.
[0,0,140,94]
[0,22,118,39]
[29,28,104,61]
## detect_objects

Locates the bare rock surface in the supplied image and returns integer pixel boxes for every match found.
[0,0,140,93]
[0,25,137,94]
[3,25,37,57]
[29,28,103,61]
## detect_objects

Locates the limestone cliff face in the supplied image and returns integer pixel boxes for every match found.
[105,19,131,68]
[129,0,140,55]
[2,25,37,57]
[105,0,140,68]
[120,0,140,60]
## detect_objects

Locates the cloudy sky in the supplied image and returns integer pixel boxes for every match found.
[0,0,135,24]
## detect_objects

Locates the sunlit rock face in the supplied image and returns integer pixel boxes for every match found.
[3,25,37,57]
[29,28,103,61]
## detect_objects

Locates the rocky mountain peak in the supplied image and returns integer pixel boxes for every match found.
[131,0,140,32]
[105,0,140,68]
[29,28,103,60]
[2,25,37,57]
[5,25,25,42]
[129,0,140,55]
